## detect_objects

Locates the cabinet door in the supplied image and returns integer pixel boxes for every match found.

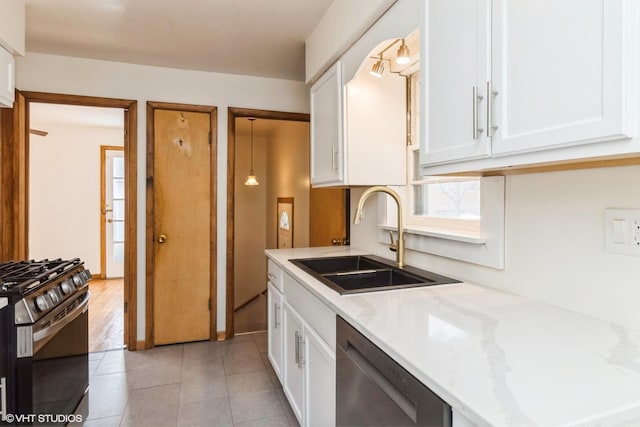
[0,47,14,108]
[421,0,491,166]
[310,62,344,186]
[491,0,634,155]
[267,283,283,383]
[304,325,336,427]
[283,301,305,425]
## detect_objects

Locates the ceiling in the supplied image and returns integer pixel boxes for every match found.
[25,0,334,81]
[30,103,125,131]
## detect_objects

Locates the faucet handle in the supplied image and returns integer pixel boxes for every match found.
[388,231,397,252]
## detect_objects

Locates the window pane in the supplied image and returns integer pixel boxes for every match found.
[113,178,125,199]
[113,221,125,242]
[113,242,124,263]
[113,200,125,220]
[412,150,422,181]
[420,181,480,219]
[113,156,125,178]
[412,184,428,215]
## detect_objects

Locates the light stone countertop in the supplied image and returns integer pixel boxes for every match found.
[265,246,640,427]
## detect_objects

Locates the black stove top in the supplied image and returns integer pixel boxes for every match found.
[0,258,83,295]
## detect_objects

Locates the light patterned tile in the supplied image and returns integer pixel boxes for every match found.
[229,390,284,424]
[120,384,179,427]
[226,371,274,396]
[177,397,233,427]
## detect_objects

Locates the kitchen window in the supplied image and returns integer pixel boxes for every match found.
[379,72,505,269]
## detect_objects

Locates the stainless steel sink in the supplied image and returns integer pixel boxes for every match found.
[289,255,459,295]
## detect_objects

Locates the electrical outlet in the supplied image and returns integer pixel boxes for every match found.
[605,209,640,257]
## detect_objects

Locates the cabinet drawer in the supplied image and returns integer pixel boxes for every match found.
[267,260,283,292]
[283,272,336,351]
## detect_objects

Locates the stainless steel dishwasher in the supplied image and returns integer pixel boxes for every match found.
[336,316,452,426]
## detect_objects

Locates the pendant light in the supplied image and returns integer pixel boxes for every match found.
[370,53,385,78]
[396,39,410,65]
[244,118,259,186]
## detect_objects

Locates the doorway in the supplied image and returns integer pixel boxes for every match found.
[29,104,126,353]
[146,102,217,347]
[0,91,138,350]
[227,108,349,338]
[101,146,125,279]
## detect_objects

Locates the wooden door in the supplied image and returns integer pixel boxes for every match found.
[151,107,213,345]
[309,188,348,247]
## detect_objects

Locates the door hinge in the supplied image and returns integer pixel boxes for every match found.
[124,301,128,313]
[208,132,212,145]
[208,298,211,310]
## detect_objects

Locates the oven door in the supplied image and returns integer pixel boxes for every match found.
[16,291,89,418]
[336,316,451,427]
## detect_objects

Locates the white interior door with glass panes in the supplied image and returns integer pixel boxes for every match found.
[105,149,125,278]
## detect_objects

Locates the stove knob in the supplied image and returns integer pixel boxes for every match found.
[72,274,83,286]
[47,289,59,304]
[60,280,73,295]
[35,295,49,312]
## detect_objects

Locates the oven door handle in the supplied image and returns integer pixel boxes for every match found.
[32,292,90,348]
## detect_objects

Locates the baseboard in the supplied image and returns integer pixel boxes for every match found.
[216,332,226,341]
[136,340,146,350]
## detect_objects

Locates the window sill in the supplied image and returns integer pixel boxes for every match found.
[377,177,505,269]
[380,224,486,244]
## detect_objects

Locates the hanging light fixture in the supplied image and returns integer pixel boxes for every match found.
[370,53,385,78]
[396,39,410,64]
[244,118,259,186]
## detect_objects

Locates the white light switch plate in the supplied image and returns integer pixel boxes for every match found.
[605,209,640,256]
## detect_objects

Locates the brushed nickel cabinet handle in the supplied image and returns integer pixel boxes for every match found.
[487,81,499,137]
[473,86,484,140]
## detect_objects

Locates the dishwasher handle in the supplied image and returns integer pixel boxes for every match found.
[345,343,418,423]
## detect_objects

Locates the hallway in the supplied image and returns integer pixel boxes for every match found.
[89,278,124,352]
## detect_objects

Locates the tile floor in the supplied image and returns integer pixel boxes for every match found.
[77,332,299,427]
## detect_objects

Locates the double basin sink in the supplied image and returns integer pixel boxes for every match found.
[289,255,460,295]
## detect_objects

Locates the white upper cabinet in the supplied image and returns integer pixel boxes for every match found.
[421,0,491,166]
[421,0,638,174]
[0,47,15,108]
[310,62,344,186]
[309,0,420,188]
[491,0,634,155]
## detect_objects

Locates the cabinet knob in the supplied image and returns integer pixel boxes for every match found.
[157,234,167,243]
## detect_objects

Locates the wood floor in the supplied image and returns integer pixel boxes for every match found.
[89,278,124,352]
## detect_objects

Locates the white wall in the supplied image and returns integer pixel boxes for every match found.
[28,124,123,273]
[17,52,309,340]
[351,165,640,331]
[0,0,25,55]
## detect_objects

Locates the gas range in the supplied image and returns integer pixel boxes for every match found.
[0,258,91,423]
[0,258,91,325]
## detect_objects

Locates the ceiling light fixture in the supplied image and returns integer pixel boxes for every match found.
[370,54,385,78]
[396,39,410,65]
[244,118,259,186]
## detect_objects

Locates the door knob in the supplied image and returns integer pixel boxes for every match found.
[331,238,341,245]
[158,234,167,243]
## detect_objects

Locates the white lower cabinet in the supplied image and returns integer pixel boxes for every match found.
[452,408,476,427]
[283,300,306,424]
[304,325,336,427]
[267,282,284,382]
[271,269,336,427]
